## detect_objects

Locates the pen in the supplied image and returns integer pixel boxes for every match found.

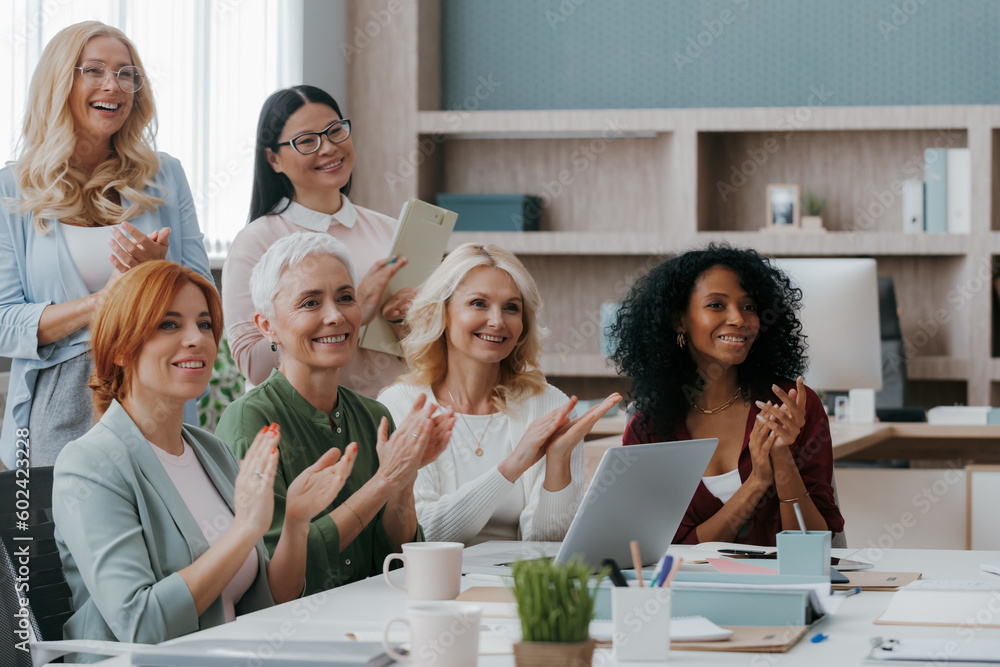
[630,540,644,588]
[652,555,673,588]
[718,548,767,556]
[602,559,630,588]
[662,557,682,588]
[792,501,807,534]
[837,586,862,597]
[385,256,399,265]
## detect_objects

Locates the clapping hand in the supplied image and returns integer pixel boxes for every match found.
[232,424,282,539]
[544,392,623,460]
[286,442,358,528]
[375,394,435,490]
[108,222,170,271]
[755,376,807,451]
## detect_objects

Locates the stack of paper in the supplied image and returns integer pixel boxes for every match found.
[876,580,1000,627]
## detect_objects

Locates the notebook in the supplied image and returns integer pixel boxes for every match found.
[875,580,1000,627]
[131,640,394,666]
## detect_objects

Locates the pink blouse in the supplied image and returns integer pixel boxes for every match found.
[150,438,258,622]
[222,196,406,397]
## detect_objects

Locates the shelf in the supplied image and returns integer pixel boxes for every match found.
[540,353,618,378]
[447,231,977,257]
[418,105,1000,137]
[909,356,970,381]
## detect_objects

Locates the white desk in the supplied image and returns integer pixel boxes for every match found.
[141,546,1000,666]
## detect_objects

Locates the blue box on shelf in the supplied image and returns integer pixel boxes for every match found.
[435,193,541,232]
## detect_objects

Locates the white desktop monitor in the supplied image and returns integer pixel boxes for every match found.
[771,258,883,392]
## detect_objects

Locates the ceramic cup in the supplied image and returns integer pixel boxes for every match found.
[382,601,482,667]
[383,542,464,600]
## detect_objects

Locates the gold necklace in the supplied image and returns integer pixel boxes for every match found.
[448,389,494,457]
[690,388,742,415]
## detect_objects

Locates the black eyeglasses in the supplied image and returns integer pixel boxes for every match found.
[74,61,144,93]
[276,120,352,154]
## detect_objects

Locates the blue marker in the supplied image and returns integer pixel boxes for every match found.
[811,633,829,644]
[653,555,673,588]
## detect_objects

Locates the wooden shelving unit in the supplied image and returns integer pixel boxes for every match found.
[348,0,998,408]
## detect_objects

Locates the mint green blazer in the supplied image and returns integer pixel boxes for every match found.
[52,400,274,654]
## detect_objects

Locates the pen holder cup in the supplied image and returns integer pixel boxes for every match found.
[612,586,671,662]
[777,530,831,577]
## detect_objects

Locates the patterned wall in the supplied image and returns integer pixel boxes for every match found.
[441,0,1000,110]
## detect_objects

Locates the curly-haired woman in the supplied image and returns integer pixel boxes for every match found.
[0,21,212,468]
[610,244,844,546]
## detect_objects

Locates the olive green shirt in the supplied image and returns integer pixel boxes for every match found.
[217,369,420,595]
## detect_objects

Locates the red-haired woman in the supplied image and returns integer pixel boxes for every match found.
[52,260,354,654]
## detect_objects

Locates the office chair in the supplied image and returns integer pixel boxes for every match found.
[0,467,135,666]
[875,277,926,423]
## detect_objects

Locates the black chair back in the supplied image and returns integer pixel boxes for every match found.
[0,466,74,666]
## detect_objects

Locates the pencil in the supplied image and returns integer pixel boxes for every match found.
[630,540,644,588]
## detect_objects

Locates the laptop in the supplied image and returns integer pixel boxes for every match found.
[463,439,718,573]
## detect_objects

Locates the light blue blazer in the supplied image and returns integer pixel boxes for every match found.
[52,401,274,657]
[0,153,213,468]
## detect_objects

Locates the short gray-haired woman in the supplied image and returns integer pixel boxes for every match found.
[378,243,620,546]
[217,232,453,595]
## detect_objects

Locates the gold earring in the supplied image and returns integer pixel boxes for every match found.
[676,332,686,349]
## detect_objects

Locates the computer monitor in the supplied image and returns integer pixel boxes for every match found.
[772,258,883,392]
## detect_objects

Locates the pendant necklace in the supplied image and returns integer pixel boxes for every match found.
[690,387,742,415]
[448,389,494,457]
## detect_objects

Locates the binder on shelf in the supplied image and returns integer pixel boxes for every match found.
[946,147,971,234]
[923,148,948,233]
[901,180,924,234]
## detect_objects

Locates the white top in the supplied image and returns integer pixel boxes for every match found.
[450,414,524,543]
[378,382,583,546]
[702,468,742,504]
[59,223,119,293]
[150,438,258,622]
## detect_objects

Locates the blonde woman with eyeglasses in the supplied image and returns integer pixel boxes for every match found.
[0,21,212,470]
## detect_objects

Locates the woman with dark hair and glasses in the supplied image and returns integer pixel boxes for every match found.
[0,21,211,470]
[223,86,412,397]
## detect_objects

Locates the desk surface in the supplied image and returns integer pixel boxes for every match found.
[147,545,1000,667]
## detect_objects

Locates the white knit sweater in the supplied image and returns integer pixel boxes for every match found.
[378,382,584,545]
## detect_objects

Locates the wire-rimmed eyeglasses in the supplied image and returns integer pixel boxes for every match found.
[276,120,352,155]
[74,61,144,93]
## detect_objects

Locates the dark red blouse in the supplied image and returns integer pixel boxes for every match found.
[623,379,845,546]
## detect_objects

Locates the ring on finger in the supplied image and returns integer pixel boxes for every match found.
[253,470,264,478]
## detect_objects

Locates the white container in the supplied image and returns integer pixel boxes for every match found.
[612,586,671,662]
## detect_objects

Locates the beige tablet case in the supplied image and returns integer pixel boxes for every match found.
[357,198,457,356]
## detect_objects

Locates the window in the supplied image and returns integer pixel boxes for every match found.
[1,0,303,258]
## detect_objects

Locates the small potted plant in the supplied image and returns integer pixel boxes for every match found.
[509,556,607,667]
[801,189,827,231]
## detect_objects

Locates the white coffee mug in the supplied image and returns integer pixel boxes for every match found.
[382,602,482,667]
[383,542,463,600]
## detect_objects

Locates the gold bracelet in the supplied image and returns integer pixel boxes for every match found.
[779,492,810,504]
[343,501,367,529]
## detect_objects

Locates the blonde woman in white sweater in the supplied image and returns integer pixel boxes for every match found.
[378,244,620,545]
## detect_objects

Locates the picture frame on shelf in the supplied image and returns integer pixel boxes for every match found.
[766,184,800,229]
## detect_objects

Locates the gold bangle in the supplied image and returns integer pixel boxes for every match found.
[343,501,367,529]
[779,492,810,504]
